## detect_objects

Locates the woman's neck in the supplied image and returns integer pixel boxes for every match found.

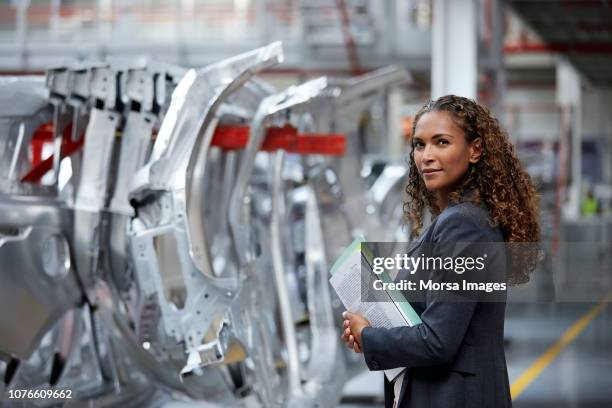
[436,191,449,211]
[436,185,476,211]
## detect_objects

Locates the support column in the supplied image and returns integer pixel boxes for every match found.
[431,0,478,99]
[490,0,506,122]
[387,88,403,160]
[50,0,60,41]
[256,0,270,46]
[597,89,612,185]
[12,0,30,69]
[556,59,582,219]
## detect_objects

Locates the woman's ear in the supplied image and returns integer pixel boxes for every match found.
[469,137,482,164]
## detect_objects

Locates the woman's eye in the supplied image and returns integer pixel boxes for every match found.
[437,139,449,145]
[413,141,424,148]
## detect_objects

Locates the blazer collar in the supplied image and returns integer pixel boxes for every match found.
[448,187,478,208]
[406,215,439,253]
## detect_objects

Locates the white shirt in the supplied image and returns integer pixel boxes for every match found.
[393,371,406,408]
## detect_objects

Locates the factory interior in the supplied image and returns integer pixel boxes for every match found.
[1,0,612,407]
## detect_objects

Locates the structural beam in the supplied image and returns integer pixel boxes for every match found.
[432,0,478,99]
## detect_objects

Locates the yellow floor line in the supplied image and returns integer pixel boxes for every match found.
[510,291,612,400]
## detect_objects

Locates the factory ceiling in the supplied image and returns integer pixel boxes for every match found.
[508,0,612,86]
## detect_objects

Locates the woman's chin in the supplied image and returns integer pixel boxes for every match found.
[424,179,456,192]
[424,183,441,191]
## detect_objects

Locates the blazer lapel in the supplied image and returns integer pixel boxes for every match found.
[405,233,426,255]
[405,216,439,254]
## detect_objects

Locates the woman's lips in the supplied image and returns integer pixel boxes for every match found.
[422,169,442,177]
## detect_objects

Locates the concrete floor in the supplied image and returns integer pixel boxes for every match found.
[339,299,612,408]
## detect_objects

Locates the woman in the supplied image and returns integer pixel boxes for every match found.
[341,95,540,408]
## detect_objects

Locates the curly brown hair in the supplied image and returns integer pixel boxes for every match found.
[404,95,540,285]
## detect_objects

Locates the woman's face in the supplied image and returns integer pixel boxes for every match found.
[412,110,481,195]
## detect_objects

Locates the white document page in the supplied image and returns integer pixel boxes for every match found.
[330,236,422,381]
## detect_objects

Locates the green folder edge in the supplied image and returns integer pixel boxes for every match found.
[329,235,422,327]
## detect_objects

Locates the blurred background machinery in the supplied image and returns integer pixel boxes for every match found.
[1,1,612,407]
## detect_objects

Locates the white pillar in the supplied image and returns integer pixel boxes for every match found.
[256,0,270,45]
[50,0,60,41]
[556,59,582,219]
[12,0,30,69]
[387,88,403,160]
[431,0,478,99]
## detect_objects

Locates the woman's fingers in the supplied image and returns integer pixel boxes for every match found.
[340,314,349,343]
[348,334,355,349]
[341,314,360,353]
[340,327,350,342]
[341,312,364,354]
[341,326,363,354]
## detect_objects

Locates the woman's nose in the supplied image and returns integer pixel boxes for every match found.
[422,144,435,162]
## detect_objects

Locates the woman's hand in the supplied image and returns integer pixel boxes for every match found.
[340,311,371,353]
[340,318,361,352]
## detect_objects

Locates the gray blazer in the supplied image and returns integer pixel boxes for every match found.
[361,201,512,408]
